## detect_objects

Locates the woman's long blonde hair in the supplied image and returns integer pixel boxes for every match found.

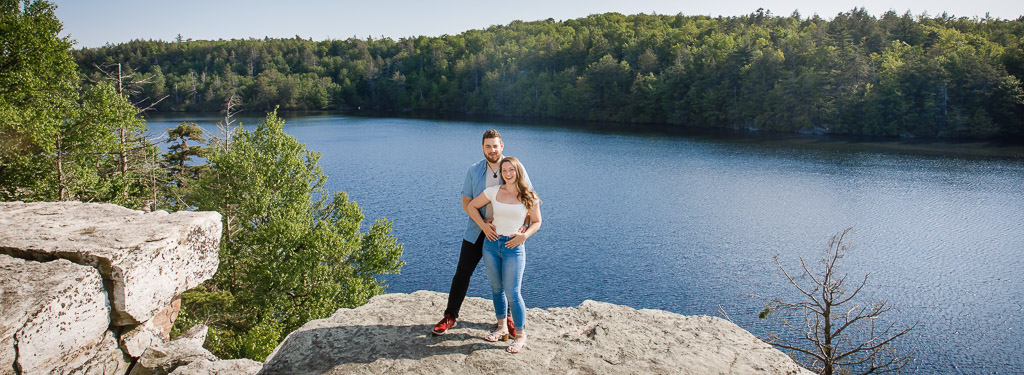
[499,156,541,211]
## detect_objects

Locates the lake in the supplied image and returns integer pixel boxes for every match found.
[147,113,1024,374]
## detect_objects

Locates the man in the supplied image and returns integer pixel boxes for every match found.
[433,129,531,335]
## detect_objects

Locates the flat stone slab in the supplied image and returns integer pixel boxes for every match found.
[258,290,813,374]
[129,324,218,375]
[169,359,263,375]
[0,202,221,325]
[0,255,110,374]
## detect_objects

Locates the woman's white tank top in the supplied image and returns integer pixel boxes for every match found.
[483,186,528,236]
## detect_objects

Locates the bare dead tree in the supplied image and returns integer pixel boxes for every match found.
[92,62,168,206]
[214,92,242,150]
[92,62,167,176]
[755,228,917,375]
[211,93,243,240]
[92,62,168,113]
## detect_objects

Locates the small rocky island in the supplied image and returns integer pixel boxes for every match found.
[1,202,810,374]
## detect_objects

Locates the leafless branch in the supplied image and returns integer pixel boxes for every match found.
[754,228,916,375]
[718,304,734,323]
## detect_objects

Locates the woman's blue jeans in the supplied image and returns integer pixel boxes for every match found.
[482,235,527,331]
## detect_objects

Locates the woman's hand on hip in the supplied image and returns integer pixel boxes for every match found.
[505,234,526,248]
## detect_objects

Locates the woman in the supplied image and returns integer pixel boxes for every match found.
[464,156,541,353]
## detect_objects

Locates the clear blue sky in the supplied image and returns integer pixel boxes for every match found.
[54,0,1021,48]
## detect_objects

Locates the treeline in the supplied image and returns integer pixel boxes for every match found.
[74,9,1024,138]
[2,1,402,361]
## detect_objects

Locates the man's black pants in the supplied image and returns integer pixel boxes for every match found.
[444,233,485,319]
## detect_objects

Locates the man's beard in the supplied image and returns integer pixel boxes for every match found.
[485,153,501,163]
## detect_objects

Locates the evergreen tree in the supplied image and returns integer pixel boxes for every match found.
[162,121,209,209]
[72,11,1024,139]
[175,109,404,360]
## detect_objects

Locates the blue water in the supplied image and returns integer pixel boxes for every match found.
[147,113,1024,374]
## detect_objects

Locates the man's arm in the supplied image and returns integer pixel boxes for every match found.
[466,195,496,231]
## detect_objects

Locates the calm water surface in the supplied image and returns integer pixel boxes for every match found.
[148,114,1024,374]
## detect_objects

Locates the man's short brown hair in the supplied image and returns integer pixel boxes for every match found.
[482,129,502,144]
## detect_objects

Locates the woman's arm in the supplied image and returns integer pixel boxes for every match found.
[506,205,541,248]
[465,192,497,241]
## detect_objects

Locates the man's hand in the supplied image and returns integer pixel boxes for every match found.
[481,224,498,241]
[485,218,497,233]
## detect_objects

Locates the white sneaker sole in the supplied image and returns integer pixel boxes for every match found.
[431,321,456,335]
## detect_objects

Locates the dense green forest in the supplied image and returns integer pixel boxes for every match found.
[2,0,403,361]
[74,9,1024,138]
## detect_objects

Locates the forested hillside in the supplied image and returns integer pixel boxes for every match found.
[74,9,1024,138]
[3,1,403,361]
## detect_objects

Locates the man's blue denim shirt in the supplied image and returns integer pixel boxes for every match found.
[462,158,532,243]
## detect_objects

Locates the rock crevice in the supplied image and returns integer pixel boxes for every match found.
[0,202,223,375]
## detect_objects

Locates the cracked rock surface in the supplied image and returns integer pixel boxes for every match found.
[1,201,223,375]
[0,256,111,374]
[0,201,221,326]
[259,291,813,375]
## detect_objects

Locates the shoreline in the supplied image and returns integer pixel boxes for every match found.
[143,111,1024,159]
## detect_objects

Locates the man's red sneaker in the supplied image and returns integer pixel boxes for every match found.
[432,314,457,335]
[507,316,516,338]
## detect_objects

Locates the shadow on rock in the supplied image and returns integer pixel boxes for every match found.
[259,322,503,374]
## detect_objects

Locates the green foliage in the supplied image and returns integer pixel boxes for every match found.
[1,0,78,199]
[164,122,208,173]
[0,0,157,206]
[76,80,154,208]
[74,9,1024,139]
[174,109,405,361]
[2,58,152,206]
[3,2,406,363]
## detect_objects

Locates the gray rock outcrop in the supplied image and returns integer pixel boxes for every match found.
[0,201,221,325]
[129,325,219,375]
[126,324,261,375]
[168,359,264,375]
[121,300,182,358]
[65,330,132,375]
[259,290,813,375]
[0,202,223,375]
[0,256,112,374]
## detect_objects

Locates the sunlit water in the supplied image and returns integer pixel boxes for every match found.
[148,114,1024,373]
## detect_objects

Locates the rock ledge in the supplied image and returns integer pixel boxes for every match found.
[0,201,226,375]
[259,290,812,375]
[0,201,220,325]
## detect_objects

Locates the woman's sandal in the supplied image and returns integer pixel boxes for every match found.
[506,337,526,353]
[484,329,509,342]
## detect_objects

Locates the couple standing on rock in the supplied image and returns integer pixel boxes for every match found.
[431,129,542,354]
